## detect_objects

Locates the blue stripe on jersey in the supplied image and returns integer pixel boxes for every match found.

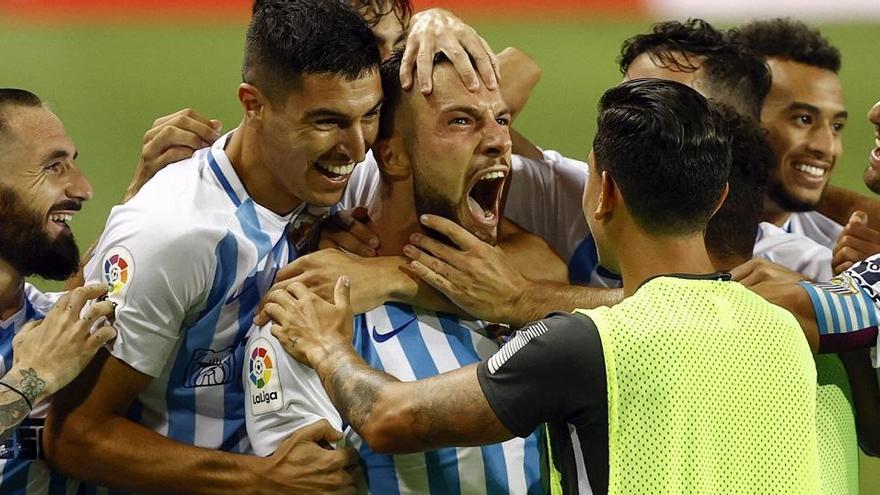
[524,430,544,495]
[568,236,598,285]
[208,150,241,207]
[424,450,462,495]
[1,459,28,495]
[0,323,14,373]
[435,313,479,366]
[166,233,239,445]
[480,444,508,495]
[352,316,403,494]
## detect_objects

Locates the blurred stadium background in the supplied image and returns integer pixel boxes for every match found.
[2,0,878,489]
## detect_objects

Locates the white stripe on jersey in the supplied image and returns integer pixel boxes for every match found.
[568,424,594,495]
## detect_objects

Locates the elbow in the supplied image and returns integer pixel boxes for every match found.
[43,408,102,476]
[356,401,419,454]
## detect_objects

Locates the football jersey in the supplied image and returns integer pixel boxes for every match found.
[753,222,834,281]
[0,284,76,494]
[82,131,329,460]
[342,150,610,286]
[783,211,845,250]
[246,304,545,494]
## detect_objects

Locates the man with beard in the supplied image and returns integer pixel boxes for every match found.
[734,19,848,249]
[262,79,821,495]
[246,51,544,494]
[0,88,117,492]
[43,1,379,493]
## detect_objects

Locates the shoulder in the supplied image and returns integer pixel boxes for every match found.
[511,150,588,186]
[23,282,62,316]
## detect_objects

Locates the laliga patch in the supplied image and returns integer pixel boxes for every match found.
[248,338,283,415]
[102,246,134,305]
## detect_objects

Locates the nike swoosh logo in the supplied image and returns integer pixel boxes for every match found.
[371,316,418,343]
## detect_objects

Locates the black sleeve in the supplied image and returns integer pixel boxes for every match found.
[476,312,606,438]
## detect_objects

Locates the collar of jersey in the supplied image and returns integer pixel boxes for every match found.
[208,130,303,226]
[637,272,732,292]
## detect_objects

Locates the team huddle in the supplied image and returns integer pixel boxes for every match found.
[1,0,879,494]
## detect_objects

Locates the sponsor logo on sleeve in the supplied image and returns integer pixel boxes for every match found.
[102,246,134,305]
[248,338,283,415]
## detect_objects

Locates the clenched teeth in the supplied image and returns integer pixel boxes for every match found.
[479,171,506,181]
[49,213,73,223]
[316,162,355,176]
[795,164,826,178]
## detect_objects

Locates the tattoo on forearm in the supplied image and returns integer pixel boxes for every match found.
[317,347,389,430]
[19,368,46,404]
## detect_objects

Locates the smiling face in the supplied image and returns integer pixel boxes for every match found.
[257,71,383,210]
[399,63,512,244]
[761,58,846,212]
[863,100,880,194]
[0,104,92,279]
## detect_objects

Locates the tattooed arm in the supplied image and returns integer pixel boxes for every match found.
[0,285,116,440]
[262,278,515,453]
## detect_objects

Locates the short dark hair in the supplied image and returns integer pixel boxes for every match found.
[734,18,841,73]
[243,0,381,105]
[593,79,731,235]
[618,19,771,121]
[352,0,413,27]
[0,88,42,136]
[705,106,775,260]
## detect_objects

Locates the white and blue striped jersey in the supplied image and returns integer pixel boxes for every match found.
[753,222,834,281]
[246,303,546,495]
[783,211,844,250]
[82,131,329,460]
[0,284,76,495]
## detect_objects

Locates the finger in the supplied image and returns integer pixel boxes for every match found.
[153,147,199,168]
[399,38,419,91]
[263,303,291,326]
[415,40,436,95]
[442,45,480,92]
[418,214,481,249]
[839,223,880,247]
[286,281,316,301]
[408,236,465,273]
[334,276,351,311]
[253,310,269,327]
[409,260,458,295]
[737,270,766,288]
[850,210,869,226]
[461,36,498,91]
[88,325,118,348]
[80,300,115,326]
[729,259,758,281]
[834,260,855,275]
[274,261,306,285]
[66,284,110,313]
[146,125,208,154]
[339,446,359,468]
[326,230,376,257]
[347,220,380,251]
[480,37,502,84]
[262,287,300,314]
[299,419,340,442]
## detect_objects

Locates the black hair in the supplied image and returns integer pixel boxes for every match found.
[734,18,841,72]
[243,0,381,105]
[705,105,775,261]
[593,78,731,236]
[351,0,413,28]
[0,88,43,136]
[618,19,771,121]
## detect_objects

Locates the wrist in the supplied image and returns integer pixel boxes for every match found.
[1,365,51,406]
[311,343,359,380]
[383,256,417,303]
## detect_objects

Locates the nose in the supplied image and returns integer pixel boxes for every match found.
[806,123,838,160]
[480,120,512,158]
[339,124,368,164]
[66,163,93,201]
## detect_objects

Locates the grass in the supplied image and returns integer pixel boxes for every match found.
[0,16,878,488]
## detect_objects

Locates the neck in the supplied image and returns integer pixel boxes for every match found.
[225,124,303,216]
[0,259,25,321]
[762,197,791,227]
[615,230,717,298]
[367,175,421,256]
[710,252,750,273]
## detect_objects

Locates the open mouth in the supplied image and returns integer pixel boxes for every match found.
[314,162,356,182]
[870,136,880,168]
[466,168,507,225]
[46,210,76,235]
[791,161,831,184]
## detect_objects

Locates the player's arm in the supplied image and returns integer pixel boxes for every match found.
[261,279,595,453]
[817,184,880,232]
[64,109,221,290]
[405,214,622,327]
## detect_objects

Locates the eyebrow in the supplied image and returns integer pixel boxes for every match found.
[788,101,848,120]
[41,149,77,163]
[441,104,513,119]
[304,100,384,121]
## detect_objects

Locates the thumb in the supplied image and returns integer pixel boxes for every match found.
[334,276,351,309]
[849,210,869,226]
[210,119,222,131]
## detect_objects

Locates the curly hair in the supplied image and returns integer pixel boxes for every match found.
[351,0,412,28]
[733,18,840,72]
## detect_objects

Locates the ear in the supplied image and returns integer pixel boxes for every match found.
[375,136,411,181]
[238,83,266,125]
[594,170,616,220]
[709,181,730,219]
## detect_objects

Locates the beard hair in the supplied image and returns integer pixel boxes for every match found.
[0,185,80,280]
[766,176,823,213]
[411,169,460,246]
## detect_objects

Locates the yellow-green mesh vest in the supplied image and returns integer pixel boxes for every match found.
[575,277,819,495]
[814,355,859,494]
